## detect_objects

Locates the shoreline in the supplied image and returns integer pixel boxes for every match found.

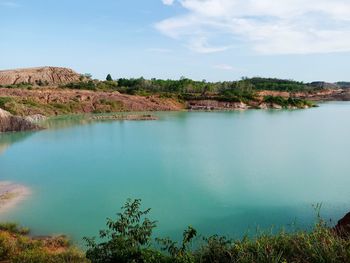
[0,181,31,213]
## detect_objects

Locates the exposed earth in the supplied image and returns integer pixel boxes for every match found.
[0,66,82,86]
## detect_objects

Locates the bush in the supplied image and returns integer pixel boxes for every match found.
[63,80,97,90]
[0,97,13,109]
[85,199,350,263]
[0,224,87,263]
[84,198,160,263]
[0,222,29,235]
[263,95,313,108]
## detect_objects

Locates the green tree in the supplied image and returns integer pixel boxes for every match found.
[106,74,113,81]
[84,199,160,263]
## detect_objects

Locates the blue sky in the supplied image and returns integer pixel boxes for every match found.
[1,0,350,82]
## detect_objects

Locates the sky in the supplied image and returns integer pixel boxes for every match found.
[1,0,350,82]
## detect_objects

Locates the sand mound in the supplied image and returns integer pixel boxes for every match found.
[0,66,81,86]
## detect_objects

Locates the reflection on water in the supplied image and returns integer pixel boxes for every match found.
[0,132,35,155]
[42,113,160,130]
[0,112,159,155]
[42,115,93,130]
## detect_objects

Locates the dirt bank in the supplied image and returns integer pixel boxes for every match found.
[0,181,31,213]
[0,108,40,132]
[0,88,185,116]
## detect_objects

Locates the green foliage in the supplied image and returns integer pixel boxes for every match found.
[84,199,350,263]
[0,226,87,263]
[64,80,97,90]
[96,80,118,91]
[63,80,119,91]
[0,96,13,109]
[106,74,113,81]
[112,77,312,95]
[84,73,93,79]
[84,198,159,263]
[0,222,29,235]
[0,82,33,89]
[57,76,318,109]
[264,95,314,108]
[157,226,197,262]
[248,77,307,91]
[2,200,349,263]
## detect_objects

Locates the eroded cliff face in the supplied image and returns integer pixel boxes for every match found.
[0,88,185,116]
[0,67,81,86]
[0,108,39,132]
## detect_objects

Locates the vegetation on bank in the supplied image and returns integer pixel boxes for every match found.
[1,199,348,263]
[263,96,315,108]
[0,76,317,114]
[58,76,316,96]
[0,223,86,263]
[0,96,125,116]
[57,76,318,108]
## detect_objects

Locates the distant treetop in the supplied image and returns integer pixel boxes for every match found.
[106,74,113,81]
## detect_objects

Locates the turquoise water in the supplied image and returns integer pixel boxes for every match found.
[1,103,350,245]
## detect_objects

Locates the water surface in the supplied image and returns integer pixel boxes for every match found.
[1,103,350,244]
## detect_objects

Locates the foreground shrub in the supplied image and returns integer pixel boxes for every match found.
[85,199,350,263]
[1,199,350,262]
[84,198,162,263]
[0,223,87,263]
[0,222,29,235]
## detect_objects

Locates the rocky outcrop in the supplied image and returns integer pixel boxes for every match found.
[258,102,283,109]
[187,100,249,110]
[334,212,350,238]
[25,114,47,122]
[0,108,40,132]
[0,67,81,86]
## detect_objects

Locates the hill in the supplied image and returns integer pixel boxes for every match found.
[0,66,81,86]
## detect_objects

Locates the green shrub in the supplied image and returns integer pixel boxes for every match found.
[0,97,13,108]
[263,95,313,108]
[84,198,160,263]
[85,199,350,263]
[0,222,29,235]
[63,80,97,90]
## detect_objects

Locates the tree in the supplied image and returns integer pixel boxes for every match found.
[84,73,93,79]
[106,74,113,81]
[84,199,159,263]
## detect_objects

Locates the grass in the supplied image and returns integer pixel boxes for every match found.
[0,215,349,262]
[0,95,126,116]
[0,83,33,89]
[0,222,29,235]
[0,223,87,263]
[195,223,350,263]
[82,199,350,263]
[0,96,14,109]
[263,95,315,108]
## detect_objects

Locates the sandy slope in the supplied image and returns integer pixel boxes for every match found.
[0,182,31,213]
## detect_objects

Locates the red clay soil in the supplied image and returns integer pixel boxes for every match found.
[0,88,185,114]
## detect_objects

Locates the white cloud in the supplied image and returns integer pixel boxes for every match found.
[156,0,350,54]
[162,0,175,5]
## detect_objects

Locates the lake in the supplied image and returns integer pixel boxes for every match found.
[1,102,350,245]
